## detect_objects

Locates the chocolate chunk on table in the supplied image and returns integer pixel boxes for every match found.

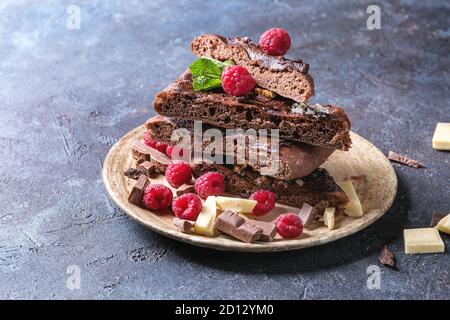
[137,161,156,176]
[124,168,144,180]
[431,213,447,227]
[298,202,317,228]
[127,174,150,205]
[245,219,276,242]
[215,210,262,243]
[173,217,195,233]
[378,245,396,269]
[388,151,424,168]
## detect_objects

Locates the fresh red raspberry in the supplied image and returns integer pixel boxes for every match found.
[142,184,173,211]
[165,161,192,188]
[172,193,202,221]
[221,65,256,96]
[154,141,168,154]
[143,133,157,148]
[258,28,291,56]
[275,213,303,239]
[143,134,168,153]
[249,190,276,216]
[166,145,185,158]
[194,172,225,199]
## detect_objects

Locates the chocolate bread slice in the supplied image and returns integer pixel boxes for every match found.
[191,34,314,102]
[153,71,352,150]
[145,115,334,180]
[191,162,349,209]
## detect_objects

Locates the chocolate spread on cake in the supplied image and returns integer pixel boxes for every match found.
[226,36,309,74]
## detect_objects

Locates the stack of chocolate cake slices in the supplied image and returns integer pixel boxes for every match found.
[146,34,352,211]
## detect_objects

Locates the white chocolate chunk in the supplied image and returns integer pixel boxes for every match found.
[432,123,450,150]
[403,228,445,254]
[323,207,336,230]
[194,196,219,237]
[436,213,450,235]
[215,196,257,214]
[336,180,363,217]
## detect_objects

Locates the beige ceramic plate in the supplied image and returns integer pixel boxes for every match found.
[102,125,397,252]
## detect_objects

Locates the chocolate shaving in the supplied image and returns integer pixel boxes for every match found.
[388,151,424,168]
[431,213,447,227]
[124,168,144,180]
[378,245,396,269]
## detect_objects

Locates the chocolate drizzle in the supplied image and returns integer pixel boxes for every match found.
[227,37,309,74]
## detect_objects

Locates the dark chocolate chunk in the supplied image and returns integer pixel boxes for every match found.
[124,168,144,180]
[388,151,424,168]
[298,202,317,228]
[378,245,396,269]
[127,175,150,205]
[431,213,447,227]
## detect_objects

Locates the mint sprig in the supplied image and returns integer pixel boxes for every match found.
[189,57,234,91]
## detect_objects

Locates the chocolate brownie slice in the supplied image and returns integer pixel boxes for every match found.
[191,162,349,209]
[145,115,334,180]
[191,34,314,102]
[153,71,352,150]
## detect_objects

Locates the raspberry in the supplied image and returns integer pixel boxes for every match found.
[275,213,303,239]
[172,193,202,221]
[165,161,192,188]
[143,133,157,148]
[154,141,168,154]
[142,184,173,211]
[221,65,256,96]
[194,172,225,199]
[143,134,168,154]
[166,145,185,159]
[258,28,291,56]
[250,190,276,216]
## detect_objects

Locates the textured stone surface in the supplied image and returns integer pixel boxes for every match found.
[0,0,449,299]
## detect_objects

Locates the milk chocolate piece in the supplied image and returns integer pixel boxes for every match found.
[431,213,447,227]
[124,168,144,180]
[148,147,171,173]
[378,245,396,269]
[215,210,262,243]
[173,217,195,233]
[176,185,196,197]
[245,220,276,242]
[137,161,156,176]
[131,141,152,162]
[298,203,317,227]
[388,151,424,168]
[127,175,150,205]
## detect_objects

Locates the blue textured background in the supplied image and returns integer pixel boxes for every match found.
[0,0,448,299]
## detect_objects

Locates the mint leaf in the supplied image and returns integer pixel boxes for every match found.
[189,57,234,91]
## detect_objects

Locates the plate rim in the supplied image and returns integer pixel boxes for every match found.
[102,125,398,252]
